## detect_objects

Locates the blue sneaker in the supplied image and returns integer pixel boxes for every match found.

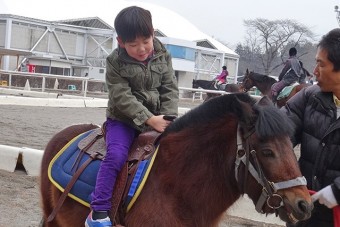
[85,212,112,227]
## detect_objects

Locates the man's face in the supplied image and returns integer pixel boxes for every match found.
[314,47,340,93]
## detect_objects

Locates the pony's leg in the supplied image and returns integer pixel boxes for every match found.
[40,149,58,227]
[56,194,89,226]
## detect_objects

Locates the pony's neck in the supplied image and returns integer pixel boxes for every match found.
[252,78,273,98]
[150,120,242,218]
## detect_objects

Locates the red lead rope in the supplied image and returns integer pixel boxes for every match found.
[309,190,340,227]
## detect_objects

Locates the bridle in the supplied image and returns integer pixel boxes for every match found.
[242,75,252,92]
[234,125,307,214]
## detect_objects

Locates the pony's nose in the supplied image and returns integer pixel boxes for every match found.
[296,199,313,220]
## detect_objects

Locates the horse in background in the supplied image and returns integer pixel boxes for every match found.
[192,79,216,91]
[192,79,243,92]
[242,69,309,108]
[192,79,243,101]
[40,93,313,227]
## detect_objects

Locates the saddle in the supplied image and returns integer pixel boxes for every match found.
[277,82,299,100]
[47,126,162,225]
[219,83,227,90]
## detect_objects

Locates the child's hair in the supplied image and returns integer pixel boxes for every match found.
[114,6,154,43]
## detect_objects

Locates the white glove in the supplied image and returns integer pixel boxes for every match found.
[311,185,338,208]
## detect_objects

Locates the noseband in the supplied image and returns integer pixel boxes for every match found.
[234,125,306,214]
[242,77,251,92]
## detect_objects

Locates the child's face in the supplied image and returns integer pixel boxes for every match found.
[118,35,154,62]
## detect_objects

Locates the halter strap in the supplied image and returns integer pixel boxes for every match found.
[272,177,307,191]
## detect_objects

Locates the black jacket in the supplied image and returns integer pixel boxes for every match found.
[282,85,340,226]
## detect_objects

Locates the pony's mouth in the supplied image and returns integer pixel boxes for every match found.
[277,206,299,224]
[287,212,299,224]
[277,201,309,224]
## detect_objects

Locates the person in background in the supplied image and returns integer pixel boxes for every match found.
[214,65,228,89]
[283,28,340,227]
[298,61,311,84]
[308,75,314,85]
[271,47,303,102]
[85,6,179,227]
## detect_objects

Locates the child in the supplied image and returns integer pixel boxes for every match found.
[214,66,228,89]
[85,6,179,227]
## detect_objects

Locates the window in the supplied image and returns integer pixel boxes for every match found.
[64,68,70,76]
[164,45,195,61]
[51,67,64,75]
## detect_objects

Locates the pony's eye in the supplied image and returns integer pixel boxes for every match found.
[261,149,274,157]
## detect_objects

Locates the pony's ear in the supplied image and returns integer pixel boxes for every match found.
[235,96,255,126]
[246,68,249,74]
[256,96,273,107]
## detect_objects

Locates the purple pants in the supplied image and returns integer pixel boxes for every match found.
[90,118,136,211]
[271,80,286,99]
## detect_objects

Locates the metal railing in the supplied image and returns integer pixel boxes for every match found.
[0,70,105,97]
[0,70,261,99]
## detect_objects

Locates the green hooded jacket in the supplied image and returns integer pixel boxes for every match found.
[105,37,179,132]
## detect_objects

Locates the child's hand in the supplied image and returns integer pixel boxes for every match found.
[146,115,171,132]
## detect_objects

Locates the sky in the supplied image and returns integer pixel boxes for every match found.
[0,0,339,49]
[140,0,340,48]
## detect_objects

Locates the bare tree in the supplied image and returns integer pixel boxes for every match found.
[235,43,263,76]
[243,18,314,74]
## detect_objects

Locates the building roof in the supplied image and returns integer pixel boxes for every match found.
[1,1,238,57]
[56,17,113,30]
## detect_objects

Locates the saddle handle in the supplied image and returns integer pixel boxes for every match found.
[163,115,177,121]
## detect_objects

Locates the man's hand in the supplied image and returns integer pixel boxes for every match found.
[311,185,338,208]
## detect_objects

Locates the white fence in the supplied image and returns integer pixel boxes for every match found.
[0,70,232,98]
[0,70,104,97]
[0,70,261,100]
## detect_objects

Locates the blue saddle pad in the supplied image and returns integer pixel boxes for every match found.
[48,129,100,207]
[48,129,155,209]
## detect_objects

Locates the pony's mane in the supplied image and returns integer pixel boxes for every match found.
[165,93,293,138]
[250,72,277,83]
[253,102,293,138]
[166,93,253,133]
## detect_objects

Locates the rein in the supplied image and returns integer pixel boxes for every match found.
[234,125,307,213]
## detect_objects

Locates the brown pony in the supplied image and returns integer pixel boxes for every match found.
[40,93,313,227]
[242,69,309,108]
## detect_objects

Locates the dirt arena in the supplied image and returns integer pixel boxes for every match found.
[0,100,283,227]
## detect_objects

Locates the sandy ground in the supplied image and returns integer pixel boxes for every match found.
[0,100,282,227]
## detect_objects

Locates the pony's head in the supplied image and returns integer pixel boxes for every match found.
[192,79,199,89]
[234,96,312,223]
[242,69,277,93]
[242,69,254,92]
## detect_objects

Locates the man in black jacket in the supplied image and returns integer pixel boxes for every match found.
[283,28,340,227]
